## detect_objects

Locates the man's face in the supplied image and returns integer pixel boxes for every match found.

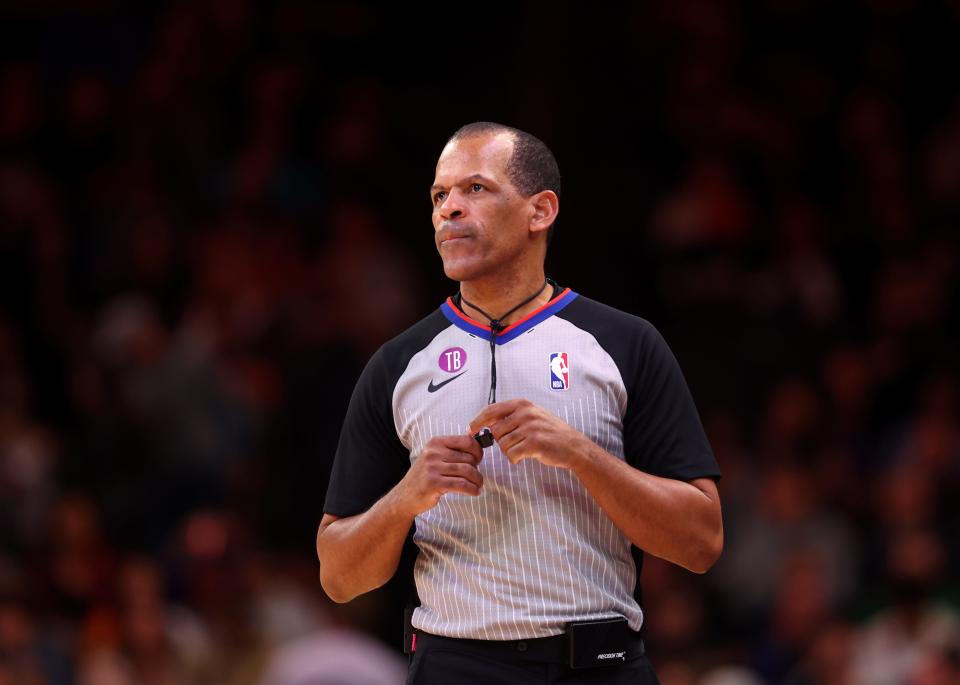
[431,132,535,282]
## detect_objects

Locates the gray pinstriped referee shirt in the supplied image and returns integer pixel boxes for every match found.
[324,287,720,640]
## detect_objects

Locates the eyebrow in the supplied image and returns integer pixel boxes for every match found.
[429,174,496,193]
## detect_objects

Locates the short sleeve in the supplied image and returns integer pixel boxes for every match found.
[623,325,721,481]
[323,347,410,517]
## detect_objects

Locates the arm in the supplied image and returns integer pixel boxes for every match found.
[316,433,484,603]
[469,400,723,574]
[315,501,411,604]
[571,441,722,573]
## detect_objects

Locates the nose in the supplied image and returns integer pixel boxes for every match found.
[438,188,465,220]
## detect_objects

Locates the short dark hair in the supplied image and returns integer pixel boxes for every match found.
[448,122,561,243]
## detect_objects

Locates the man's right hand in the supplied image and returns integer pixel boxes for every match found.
[396,434,484,516]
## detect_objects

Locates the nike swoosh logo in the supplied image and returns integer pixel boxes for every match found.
[427,370,467,393]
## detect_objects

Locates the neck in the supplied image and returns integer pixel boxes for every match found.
[459,270,553,327]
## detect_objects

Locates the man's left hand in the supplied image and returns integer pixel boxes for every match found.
[468,399,592,469]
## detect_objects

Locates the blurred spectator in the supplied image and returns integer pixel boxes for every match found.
[784,620,856,685]
[0,589,72,685]
[850,528,960,685]
[751,548,835,682]
[258,627,407,685]
[313,200,421,357]
[908,647,960,685]
[46,494,114,623]
[712,458,859,625]
[77,294,258,547]
[650,157,752,251]
[0,320,59,553]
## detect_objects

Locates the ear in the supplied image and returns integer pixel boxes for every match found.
[528,190,559,236]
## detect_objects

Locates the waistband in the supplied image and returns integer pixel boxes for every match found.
[413,629,645,665]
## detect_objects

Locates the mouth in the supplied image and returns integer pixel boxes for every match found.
[441,236,469,246]
[436,226,475,249]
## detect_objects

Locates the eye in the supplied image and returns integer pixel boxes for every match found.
[433,191,446,205]
[470,183,484,193]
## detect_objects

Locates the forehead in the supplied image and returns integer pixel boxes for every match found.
[434,132,515,184]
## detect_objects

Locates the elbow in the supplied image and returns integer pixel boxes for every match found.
[316,539,376,603]
[316,555,357,605]
[319,569,356,604]
[687,524,724,574]
[319,564,385,604]
[316,528,354,603]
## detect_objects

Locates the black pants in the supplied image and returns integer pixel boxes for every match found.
[407,632,660,685]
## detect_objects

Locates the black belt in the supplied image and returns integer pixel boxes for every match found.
[413,629,645,665]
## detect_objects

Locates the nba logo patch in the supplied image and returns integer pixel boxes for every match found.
[550,353,569,390]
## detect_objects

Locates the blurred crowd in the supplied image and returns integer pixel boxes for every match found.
[1,1,959,684]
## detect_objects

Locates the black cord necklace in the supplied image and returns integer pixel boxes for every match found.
[458,278,549,404]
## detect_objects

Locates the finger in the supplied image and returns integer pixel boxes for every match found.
[444,436,483,463]
[442,462,483,489]
[501,436,529,464]
[469,399,529,434]
[432,434,483,463]
[440,476,481,497]
[489,412,523,442]
[496,428,526,455]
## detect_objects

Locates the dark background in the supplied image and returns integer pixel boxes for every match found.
[1,1,959,683]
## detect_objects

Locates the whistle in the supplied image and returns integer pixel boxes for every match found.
[473,427,494,448]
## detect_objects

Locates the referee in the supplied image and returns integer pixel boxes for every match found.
[316,122,723,684]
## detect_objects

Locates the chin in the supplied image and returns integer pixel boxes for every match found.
[441,258,483,283]
[442,266,470,283]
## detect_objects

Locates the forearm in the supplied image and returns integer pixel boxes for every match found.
[571,441,723,573]
[316,488,415,603]
[318,434,485,602]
